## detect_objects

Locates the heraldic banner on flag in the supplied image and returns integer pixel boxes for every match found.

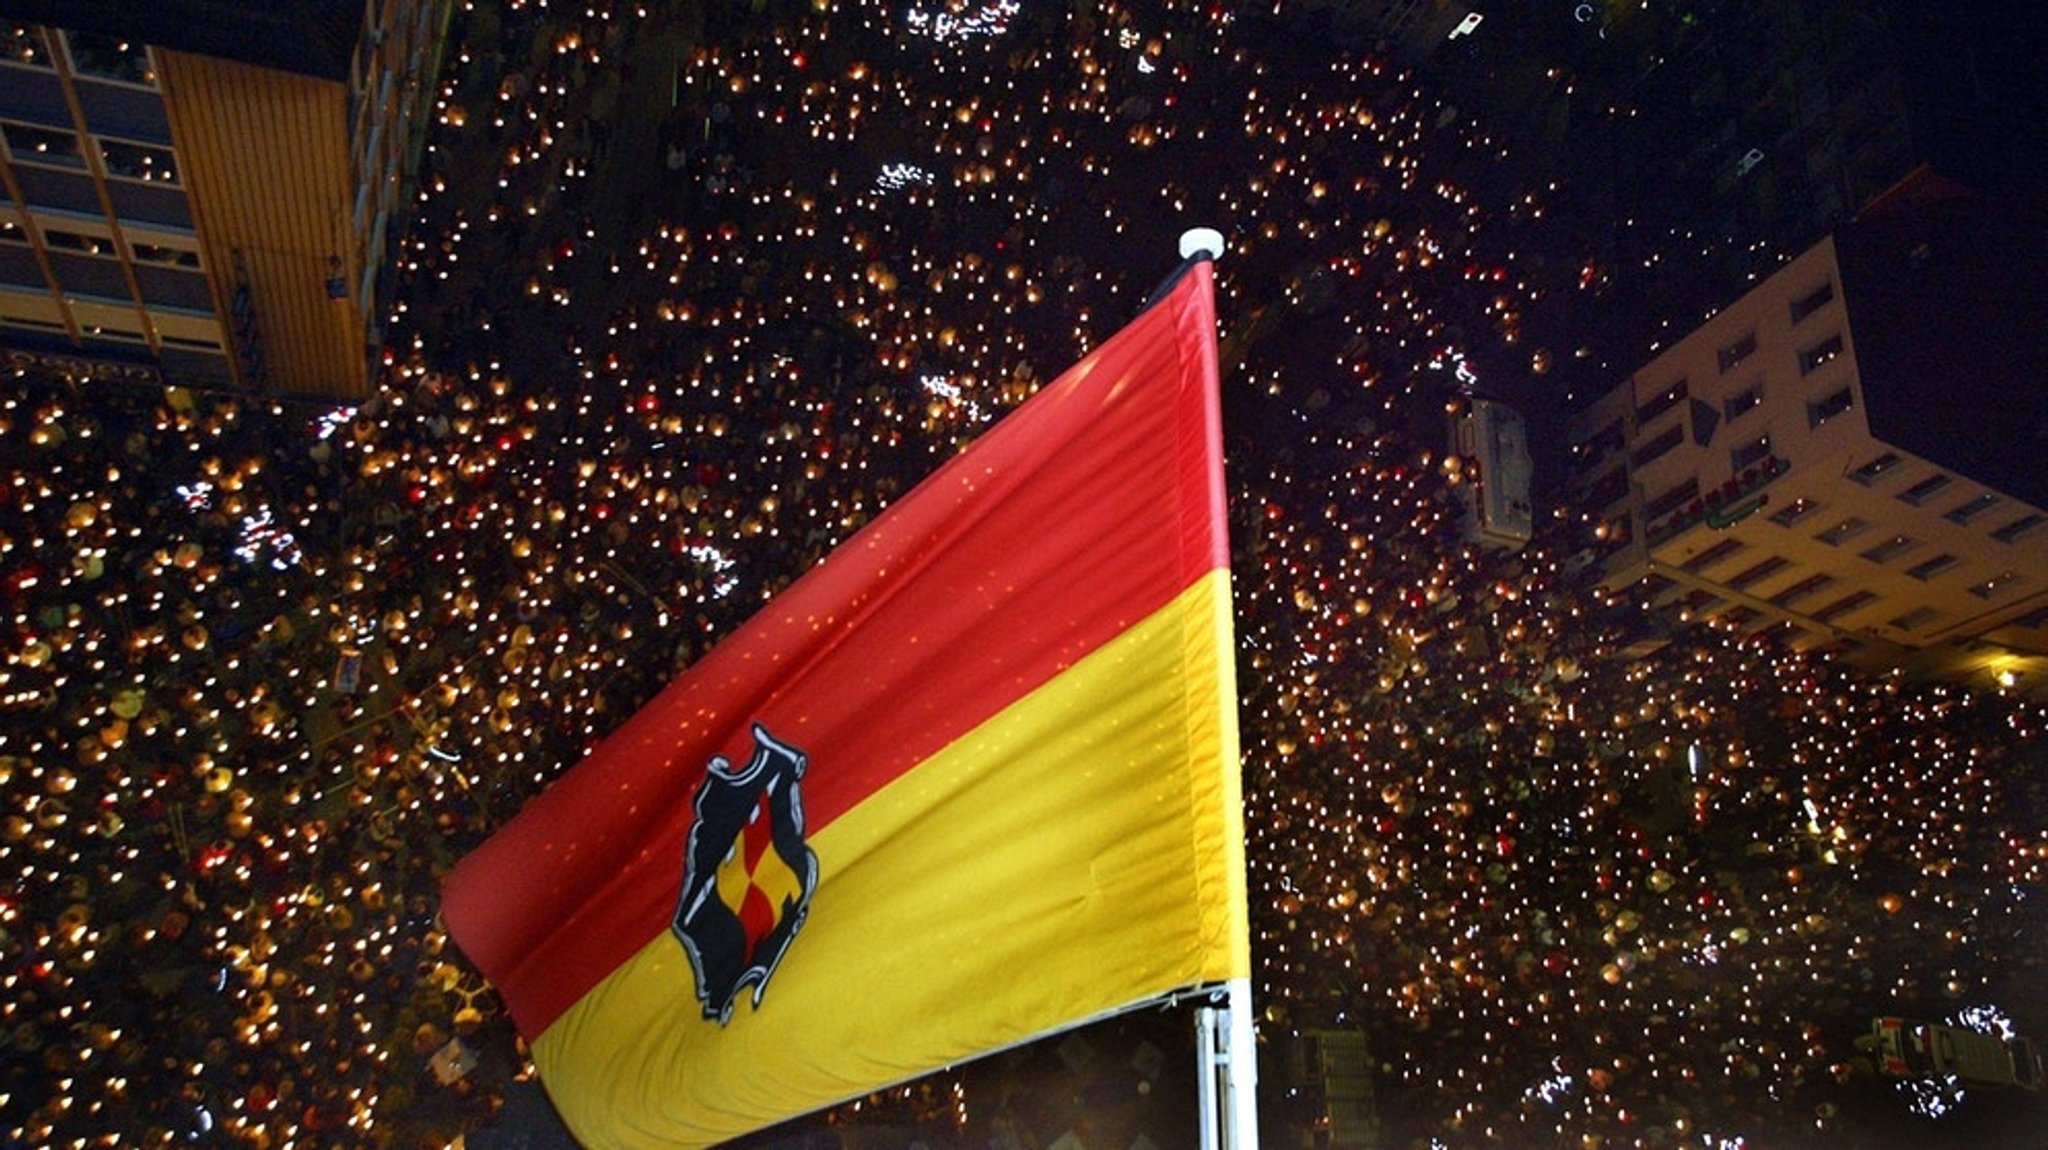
[441,256,1248,1148]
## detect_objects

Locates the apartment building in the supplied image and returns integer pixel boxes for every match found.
[1569,180,2048,687]
[0,1,450,399]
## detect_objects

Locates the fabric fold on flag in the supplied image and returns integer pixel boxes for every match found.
[442,257,1246,1149]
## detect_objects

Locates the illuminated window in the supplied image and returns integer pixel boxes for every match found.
[63,29,156,86]
[100,138,180,185]
[39,227,116,257]
[1797,333,1844,376]
[1,120,85,169]
[3,25,49,67]
[1768,497,1820,527]
[1967,571,2022,600]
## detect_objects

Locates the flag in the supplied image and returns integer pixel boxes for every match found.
[441,257,1247,1148]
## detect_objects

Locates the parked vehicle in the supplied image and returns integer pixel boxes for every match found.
[1861,1016,2045,1092]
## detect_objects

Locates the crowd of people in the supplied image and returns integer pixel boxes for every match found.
[1,0,2042,1146]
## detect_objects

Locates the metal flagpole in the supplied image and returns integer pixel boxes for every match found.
[1175,227,1256,1150]
[1194,979,1260,1150]
[1226,977,1260,1150]
[1196,999,1222,1150]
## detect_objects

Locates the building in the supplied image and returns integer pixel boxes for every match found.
[0,1,451,400]
[1567,179,2048,690]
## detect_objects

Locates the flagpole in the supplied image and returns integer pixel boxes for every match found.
[1194,980,1260,1150]
[1176,227,1255,1150]
[1226,977,1259,1150]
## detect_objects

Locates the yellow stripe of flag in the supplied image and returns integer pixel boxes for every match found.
[534,569,1246,1148]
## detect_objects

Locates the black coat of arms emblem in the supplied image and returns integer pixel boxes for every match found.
[672,724,820,1024]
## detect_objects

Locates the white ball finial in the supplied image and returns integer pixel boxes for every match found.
[1179,227,1225,262]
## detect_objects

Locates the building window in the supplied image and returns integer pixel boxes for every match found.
[4,25,50,67]
[1811,590,1879,624]
[1576,419,1625,464]
[1680,538,1747,573]
[1637,380,1689,425]
[1598,512,1633,549]
[1644,478,1700,521]
[1731,434,1773,471]
[1770,573,1835,607]
[1723,383,1763,421]
[1584,467,1628,511]
[1630,423,1684,469]
[1797,333,1845,375]
[1858,534,1918,563]
[99,138,179,185]
[1904,553,1959,581]
[1,120,86,169]
[1807,387,1854,428]
[1790,281,1836,324]
[1768,497,1820,527]
[1716,333,1758,373]
[1848,452,1902,485]
[1991,513,2045,543]
[1889,606,1944,632]
[1679,588,1726,616]
[1726,556,1791,590]
[1941,493,2000,525]
[62,29,157,87]
[1967,571,2022,600]
[129,241,202,270]
[1814,518,1869,546]
[38,227,117,257]
[1897,474,1953,505]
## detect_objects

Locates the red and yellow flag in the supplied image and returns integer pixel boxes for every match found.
[441,258,1247,1148]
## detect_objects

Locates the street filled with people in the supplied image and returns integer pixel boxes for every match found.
[2,1,2043,1146]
